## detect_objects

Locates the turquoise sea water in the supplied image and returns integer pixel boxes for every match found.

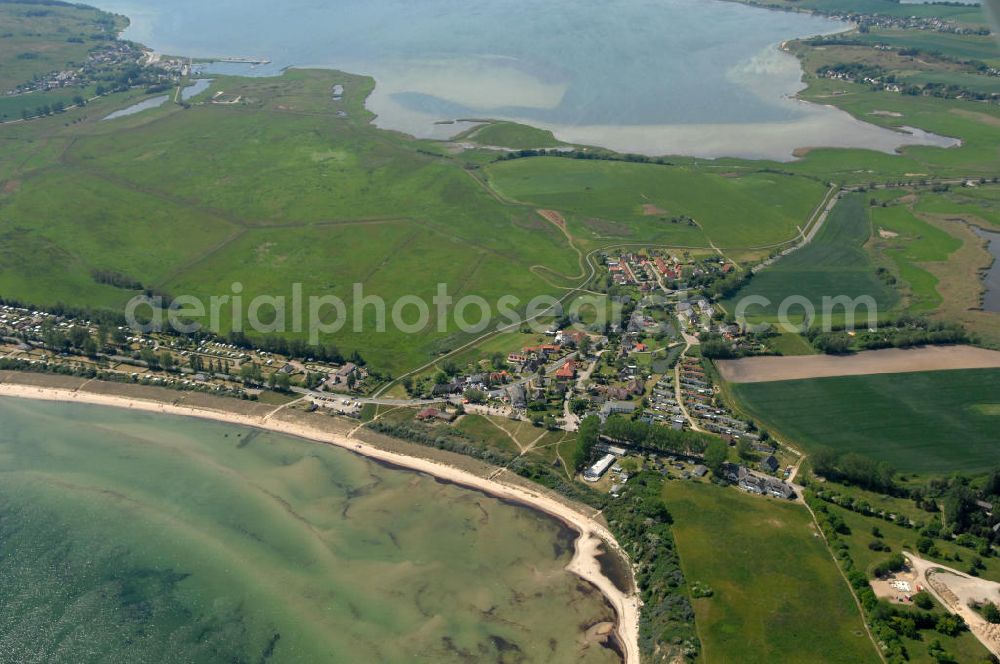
[0,398,617,663]
[93,0,958,158]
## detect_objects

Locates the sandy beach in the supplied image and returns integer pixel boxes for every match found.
[0,379,641,664]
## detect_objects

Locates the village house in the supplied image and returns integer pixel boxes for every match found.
[555,329,588,346]
[415,407,457,423]
[555,359,577,380]
[505,384,527,409]
[600,400,637,421]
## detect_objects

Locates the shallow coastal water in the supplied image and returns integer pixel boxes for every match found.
[93,0,956,159]
[974,226,1000,312]
[0,398,618,663]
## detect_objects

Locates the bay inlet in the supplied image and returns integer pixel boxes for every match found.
[94,0,957,159]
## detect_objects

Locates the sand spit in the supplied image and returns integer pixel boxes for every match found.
[716,345,1000,384]
[0,378,640,664]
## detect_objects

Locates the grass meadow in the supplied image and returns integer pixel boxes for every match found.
[484,157,828,250]
[0,70,585,373]
[784,44,1000,185]
[869,202,963,313]
[851,30,1000,66]
[731,368,1000,474]
[462,121,564,149]
[662,481,879,664]
[0,65,836,374]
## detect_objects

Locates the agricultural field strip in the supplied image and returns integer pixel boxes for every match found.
[717,345,1000,383]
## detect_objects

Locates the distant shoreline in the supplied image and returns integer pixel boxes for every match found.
[0,376,641,664]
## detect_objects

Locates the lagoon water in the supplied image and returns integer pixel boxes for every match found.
[94,0,957,159]
[102,93,168,120]
[0,398,617,663]
[975,227,1000,312]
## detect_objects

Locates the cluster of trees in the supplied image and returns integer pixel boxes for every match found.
[699,334,738,360]
[912,471,1000,545]
[224,330,356,366]
[805,315,969,355]
[807,331,853,355]
[368,419,515,468]
[602,414,712,454]
[602,472,700,661]
[855,316,969,350]
[813,487,919,531]
[495,148,676,167]
[703,269,750,302]
[573,416,601,470]
[90,268,144,291]
[812,448,896,493]
[0,356,255,399]
[977,601,1000,624]
[20,100,66,120]
[817,62,887,82]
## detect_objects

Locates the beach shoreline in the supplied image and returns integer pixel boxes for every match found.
[0,377,641,664]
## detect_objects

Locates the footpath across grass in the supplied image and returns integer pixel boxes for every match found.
[662,480,879,664]
[731,368,1000,474]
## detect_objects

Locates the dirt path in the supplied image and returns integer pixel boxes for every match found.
[716,345,1000,383]
[485,416,529,453]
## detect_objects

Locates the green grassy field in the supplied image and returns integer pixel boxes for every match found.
[461,121,564,149]
[768,331,818,356]
[662,481,879,664]
[0,70,587,374]
[781,41,1000,184]
[484,157,827,251]
[915,185,1000,229]
[903,70,1000,96]
[852,30,1000,66]
[725,194,899,322]
[869,202,963,313]
[731,368,1000,474]
[0,62,838,375]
